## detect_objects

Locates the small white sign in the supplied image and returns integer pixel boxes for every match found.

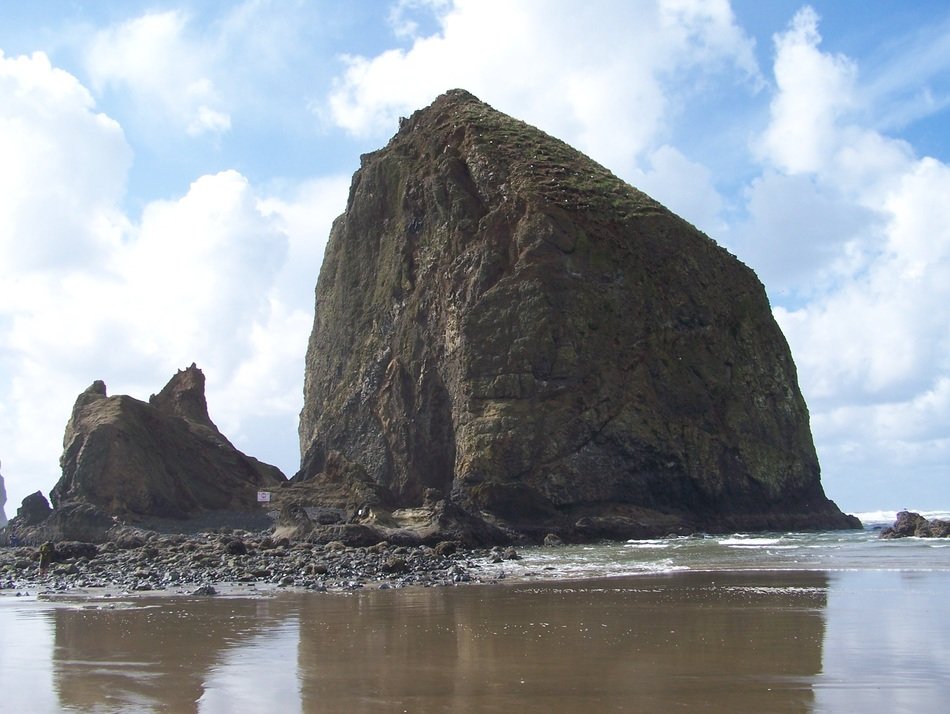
[257,491,272,503]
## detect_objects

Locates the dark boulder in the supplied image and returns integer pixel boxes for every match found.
[4,500,114,545]
[54,541,99,561]
[881,511,950,538]
[296,89,858,540]
[17,491,52,525]
[273,503,316,541]
[225,539,248,556]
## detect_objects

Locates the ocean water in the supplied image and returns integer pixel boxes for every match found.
[476,510,950,582]
[1,511,949,712]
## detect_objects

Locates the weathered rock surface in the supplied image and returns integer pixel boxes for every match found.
[16,490,53,525]
[4,500,115,545]
[881,511,950,538]
[297,89,858,541]
[50,364,286,521]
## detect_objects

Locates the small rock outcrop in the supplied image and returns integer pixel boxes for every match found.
[4,499,115,545]
[50,364,286,520]
[881,511,950,538]
[296,89,858,541]
[16,490,53,525]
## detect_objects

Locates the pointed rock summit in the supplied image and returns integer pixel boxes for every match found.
[51,364,285,520]
[297,89,858,540]
[148,362,220,432]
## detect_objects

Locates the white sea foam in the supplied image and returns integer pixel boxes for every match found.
[719,537,783,547]
[854,509,950,527]
[623,541,670,549]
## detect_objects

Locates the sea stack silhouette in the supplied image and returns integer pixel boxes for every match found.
[296,89,859,541]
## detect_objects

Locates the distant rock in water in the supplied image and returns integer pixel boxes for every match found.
[0,461,7,527]
[296,89,859,541]
[881,511,950,538]
[50,364,286,520]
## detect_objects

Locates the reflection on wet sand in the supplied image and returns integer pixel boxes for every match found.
[295,571,828,713]
[50,597,294,712]
[43,571,829,712]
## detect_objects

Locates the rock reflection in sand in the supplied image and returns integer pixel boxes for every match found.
[4,570,947,711]
[49,597,297,712]
[14,572,831,713]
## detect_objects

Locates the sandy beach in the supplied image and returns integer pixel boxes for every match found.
[2,566,949,712]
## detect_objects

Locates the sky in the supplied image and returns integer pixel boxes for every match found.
[1,0,948,518]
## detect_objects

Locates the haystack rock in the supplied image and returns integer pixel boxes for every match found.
[51,364,285,520]
[296,89,858,541]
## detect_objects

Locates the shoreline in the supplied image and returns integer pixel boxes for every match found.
[4,514,946,603]
[0,527,521,601]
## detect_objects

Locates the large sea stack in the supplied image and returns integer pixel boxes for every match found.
[51,364,285,520]
[297,89,858,541]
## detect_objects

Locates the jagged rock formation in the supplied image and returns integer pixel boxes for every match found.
[0,461,7,527]
[50,364,285,520]
[16,490,52,525]
[881,511,950,538]
[296,89,858,541]
[4,497,115,545]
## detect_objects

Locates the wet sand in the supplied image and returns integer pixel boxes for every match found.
[2,568,948,712]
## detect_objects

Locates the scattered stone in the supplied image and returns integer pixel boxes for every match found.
[543,533,564,547]
[225,539,248,556]
[381,557,409,574]
[433,540,458,557]
[0,526,492,594]
[273,503,314,542]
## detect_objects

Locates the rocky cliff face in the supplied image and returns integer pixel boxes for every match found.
[51,364,285,520]
[297,89,858,539]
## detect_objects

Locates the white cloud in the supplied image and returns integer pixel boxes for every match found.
[0,50,347,510]
[756,9,950,508]
[631,144,724,235]
[326,0,761,179]
[0,50,131,272]
[758,6,856,175]
[729,171,880,296]
[85,10,230,137]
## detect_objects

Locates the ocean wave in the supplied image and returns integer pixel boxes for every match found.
[854,509,950,526]
[719,537,784,547]
[623,541,670,549]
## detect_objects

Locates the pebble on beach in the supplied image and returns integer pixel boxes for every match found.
[0,532,498,596]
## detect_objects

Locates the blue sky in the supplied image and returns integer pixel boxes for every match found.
[1,0,948,519]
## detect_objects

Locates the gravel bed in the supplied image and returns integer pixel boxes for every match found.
[0,531,523,597]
